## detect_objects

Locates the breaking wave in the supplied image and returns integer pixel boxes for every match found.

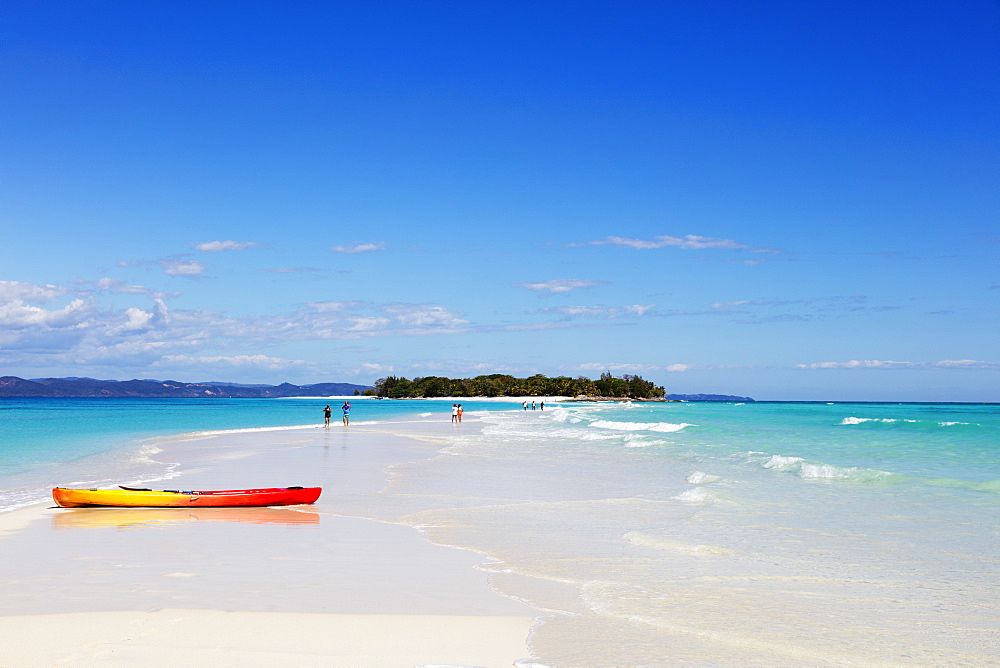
[687,471,721,484]
[590,420,695,433]
[671,487,717,504]
[758,454,893,482]
[840,417,977,427]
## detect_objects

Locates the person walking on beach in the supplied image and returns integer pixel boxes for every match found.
[522,401,527,411]
[532,401,536,410]
[540,401,545,410]
[342,401,351,426]
[323,404,332,426]
[457,404,463,423]
[451,403,459,423]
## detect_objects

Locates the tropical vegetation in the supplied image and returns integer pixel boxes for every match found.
[373,372,665,399]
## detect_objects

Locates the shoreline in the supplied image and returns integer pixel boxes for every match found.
[285,395,573,403]
[0,397,536,515]
[1,399,998,663]
[0,412,543,666]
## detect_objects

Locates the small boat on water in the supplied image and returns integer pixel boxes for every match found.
[51,486,322,508]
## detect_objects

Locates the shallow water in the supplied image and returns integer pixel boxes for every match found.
[370,401,1000,665]
[0,396,471,511]
[3,397,998,663]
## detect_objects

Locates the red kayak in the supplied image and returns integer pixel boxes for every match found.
[52,486,322,508]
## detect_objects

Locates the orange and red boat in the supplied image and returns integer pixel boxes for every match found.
[52,486,322,508]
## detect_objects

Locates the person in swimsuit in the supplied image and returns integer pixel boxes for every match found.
[342,401,351,425]
[323,404,332,426]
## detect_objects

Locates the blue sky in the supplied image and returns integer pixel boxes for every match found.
[1,1,997,401]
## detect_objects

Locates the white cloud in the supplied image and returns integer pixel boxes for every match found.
[104,300,169,335]
[797,360,913,369]
[0,277,477,374]
[546,305,606,318]
[256,302,470,341]
[401,360,537,377]
[576,362,691,373]
[161,259,206,277]
[577,362,658,373]
[343,316,393,332]
[119,307,153,331]
[579,234,782,254]
[0,292,190,365]
[331,242,385,254]
[516,279,606,294]
[0,297,92,330]
[95,277,154,295]
[78,340,203,365]
[797,359,1000,370]
[934,359,1000,369]
[358,362,394,375]
[307,301,350,313]
[156,354,309,369]
[0,280,68,303]
[383,304,468,328]
[708,296,891,324]
[540,304,656,319]
[194,241,261,252]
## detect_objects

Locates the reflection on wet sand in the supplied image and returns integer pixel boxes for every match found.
[52,506,321,529]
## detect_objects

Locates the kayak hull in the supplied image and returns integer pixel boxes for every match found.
[52,487,322,508]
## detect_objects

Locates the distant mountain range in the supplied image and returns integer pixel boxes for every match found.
[0,376,753,402]
[0,376,371,398]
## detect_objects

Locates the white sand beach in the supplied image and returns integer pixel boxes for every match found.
[0,411,543,667]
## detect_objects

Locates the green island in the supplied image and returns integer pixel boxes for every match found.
[372,372,666,399]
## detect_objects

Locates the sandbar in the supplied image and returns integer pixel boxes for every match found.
[0,411,542,667]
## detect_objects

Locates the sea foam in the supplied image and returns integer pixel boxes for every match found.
[671,487,716,504]
[840,417,898,425]
[840,416,920,424]
[761,454,892,482]
[841,416,973,428]
[590,420,695,433]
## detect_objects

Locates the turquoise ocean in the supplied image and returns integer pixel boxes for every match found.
[0,396,433,512]
[362,399,1000,663]
[2,397,998,662]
